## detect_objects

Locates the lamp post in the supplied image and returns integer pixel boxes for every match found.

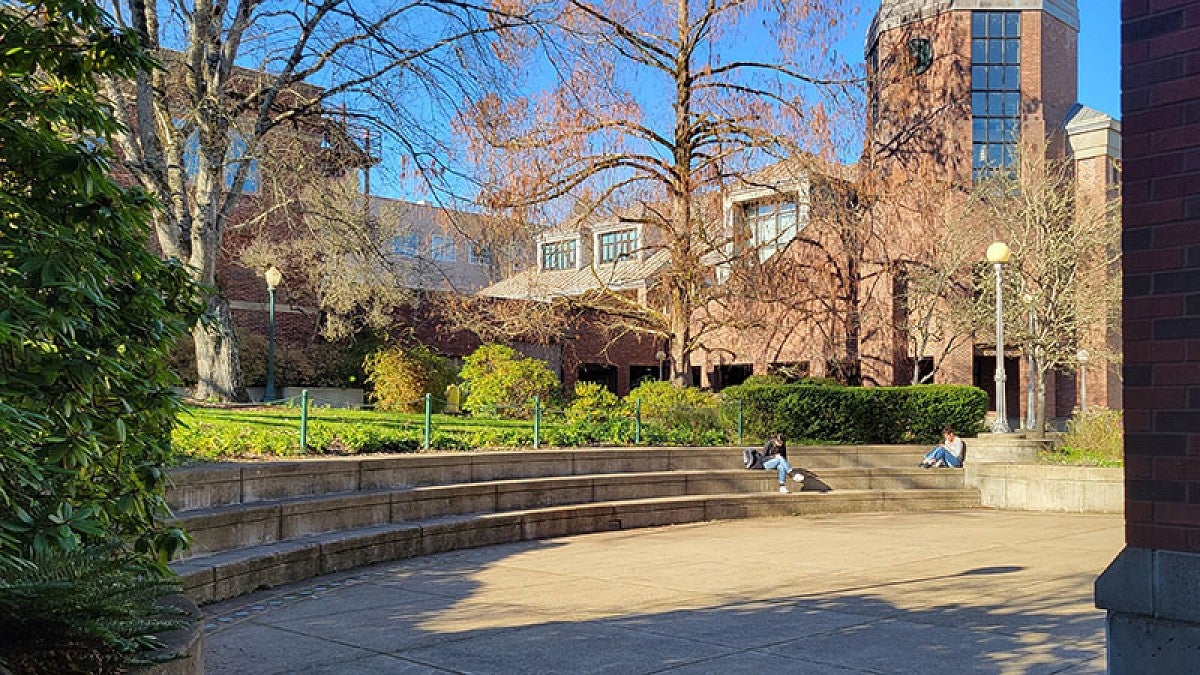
[264,265,283,402]
[1077,348,1089,413]
[986,242,1011,433]
[655,350,667,381]
[1022,292,1036,430]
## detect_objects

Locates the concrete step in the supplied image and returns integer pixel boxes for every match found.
[172,468,964,558]
[173,487,982,604]
[166,445,933,510]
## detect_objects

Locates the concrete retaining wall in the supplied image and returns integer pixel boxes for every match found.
[965,463,1123,513]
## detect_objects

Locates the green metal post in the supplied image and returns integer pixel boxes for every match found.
[533,396,541,449]
[424,393,432,450]
[635,397,642,444]
[299,389,309,451]
[737,399,744,445]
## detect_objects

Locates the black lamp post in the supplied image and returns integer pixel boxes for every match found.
[264,265,283,402]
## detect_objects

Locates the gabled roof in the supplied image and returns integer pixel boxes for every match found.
[1064,103,1120,133]
[478,250,672,301]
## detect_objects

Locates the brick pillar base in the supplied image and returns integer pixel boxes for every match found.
[1095,547,1200,672]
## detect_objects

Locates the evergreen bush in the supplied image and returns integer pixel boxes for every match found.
[720,383,987,444]
[364,344,458,412]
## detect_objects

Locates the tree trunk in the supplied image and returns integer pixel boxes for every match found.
[192,295,249,402]
[1035,364,1048,438]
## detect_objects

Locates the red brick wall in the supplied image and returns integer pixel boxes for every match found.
[1121,0,1200,553]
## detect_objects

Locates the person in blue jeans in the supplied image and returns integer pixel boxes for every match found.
[919,426,965,468]
[751,433,805,493]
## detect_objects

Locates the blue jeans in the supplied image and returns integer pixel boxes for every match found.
[923,446,963,467]
[762,455,793,483]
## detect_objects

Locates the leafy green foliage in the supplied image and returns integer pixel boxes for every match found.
[0,542,188,663]
[460,344,559,417]
[566,381,628,423]
[624,381,722,444]
[1046,409,1123,467]
[0,1,200,570]
[720,383,988,444]
[364,344,458,412]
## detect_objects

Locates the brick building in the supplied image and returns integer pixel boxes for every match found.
[1093,0,1200,669]
[480,0,1122,420]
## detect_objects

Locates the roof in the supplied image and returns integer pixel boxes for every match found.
[1064,103,1120,133]
[478,249,672,301]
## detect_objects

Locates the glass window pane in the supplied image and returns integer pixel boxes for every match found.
[1003,118,1020,139]
[988,40,1003,64]
[972,39,987,63]
[1005,39,1020,64]
[1005,12,1020,37]
[972,92,988,113]
[1001,144,1017,167]
[974,144,988,167]
[988,144,1004,166]
[972,66,988,88]
[988,13,1003,37]
[1005,65,1020,89]
[989,92,1004,114]
[990,65,1005,89]
[988,119,1005,142]
[1004,92,1020,115]
[972,13,987,37]
[973,118,988,142]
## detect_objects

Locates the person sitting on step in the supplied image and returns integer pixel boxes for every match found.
[745,432,805,493]
[919,426,965,468]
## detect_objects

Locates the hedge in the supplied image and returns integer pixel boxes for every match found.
[720,383,988,444]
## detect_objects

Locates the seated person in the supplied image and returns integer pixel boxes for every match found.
[919,426,965,468]
[744,433,805,493]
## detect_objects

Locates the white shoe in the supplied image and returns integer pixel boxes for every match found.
[792,473,805,483]
[779,485,789,494]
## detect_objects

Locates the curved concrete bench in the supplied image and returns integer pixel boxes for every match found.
[167,445,976,604]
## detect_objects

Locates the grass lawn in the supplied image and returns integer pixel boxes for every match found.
[173,405,564,461]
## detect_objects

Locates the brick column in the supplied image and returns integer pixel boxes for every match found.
[1094,2,1200,671]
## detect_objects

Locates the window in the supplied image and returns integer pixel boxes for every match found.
[181,127,260,193]
[541,239,577,271]
[431,235,457,262]
[391,233,419,257]
[743,199,798,256]
[598,228,638,263]
[467,243,493,266]
[971,11,1021,181]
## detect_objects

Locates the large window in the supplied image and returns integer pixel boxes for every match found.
[971,11,1021,181]
[598,228,638,263]
[744,199,798,256]
[391,233,419,257]
[467,242,492,266]
[541,239,577,270]
[431,234,457,262]
[182,128,260,193]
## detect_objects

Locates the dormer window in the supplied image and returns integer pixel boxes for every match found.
[542,239,577,271]
[744,199,798,253]
[598,228,637,263]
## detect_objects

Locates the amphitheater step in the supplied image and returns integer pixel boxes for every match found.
[172,468,964,558]
[173,488,981,604]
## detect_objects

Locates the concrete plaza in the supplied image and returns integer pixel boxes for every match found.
[202,510,1121,674]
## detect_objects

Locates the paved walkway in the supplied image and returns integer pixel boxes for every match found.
[202,510,1122,674]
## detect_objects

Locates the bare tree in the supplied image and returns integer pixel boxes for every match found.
[460,0,857,385]
[972,133,1121,433]
[101,0,532,400]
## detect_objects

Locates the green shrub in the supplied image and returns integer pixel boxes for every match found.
[0,543,188,669]
[624,381,724,444]
[1048,409,1123,466]
[364,344,457,412]
[566,381,628,424]
[460,344,559,418]
[720,383,987,444]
